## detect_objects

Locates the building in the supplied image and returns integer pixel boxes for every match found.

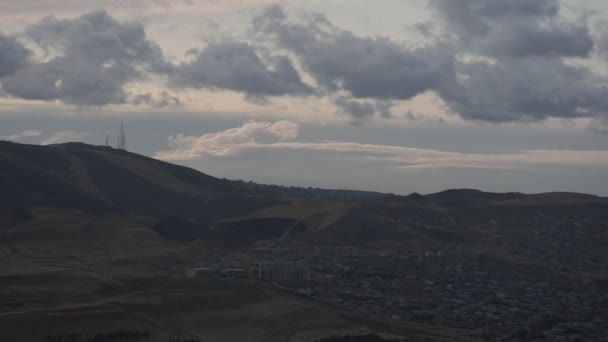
[185,263,248,278]
[251,261,310,282]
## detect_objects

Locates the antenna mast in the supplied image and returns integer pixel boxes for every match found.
[121,121,126,150]
[116,121,127,150]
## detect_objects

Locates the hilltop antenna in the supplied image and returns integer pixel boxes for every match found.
[105,135,109,147]
[116,121,127,150]
[121,121,126,150]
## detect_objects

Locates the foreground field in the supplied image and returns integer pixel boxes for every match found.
[0,209,475,342]
[0,271,475,342]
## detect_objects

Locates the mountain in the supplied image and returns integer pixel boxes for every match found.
[2,141,608,341]
[1,141,607,248]
[0,141,379,217]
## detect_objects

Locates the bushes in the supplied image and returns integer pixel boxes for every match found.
[46,330,151,342]
[316,334,406,342]
[44,332,209,342]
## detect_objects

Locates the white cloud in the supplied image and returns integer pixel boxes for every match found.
[0,129,42,141]
[155,120,608,171]
[41,130,89,145]
[157,120,298,160]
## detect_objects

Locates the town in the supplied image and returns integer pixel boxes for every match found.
[171,235,607,341]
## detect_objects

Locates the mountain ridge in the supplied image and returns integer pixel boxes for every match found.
[2,141,602,206]
[2,141,608,341]
[2,140,607,249]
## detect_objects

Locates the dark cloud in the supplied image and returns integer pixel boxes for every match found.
[1,3,606,129]
[26,10,169,72]
[478,22,593,58]
[334,96,393,119]
[131,91,181,108]
[3,56,133,106]
[429,0,593,58]
[1,10,169,106]
[442,57,608,122]
[0,33,30,77]
[429,0,559,35]
[597,22,608,60]
[250,4,608,124]
[253,5,457,101]
[169,40,313,99]
[423,1,608,124]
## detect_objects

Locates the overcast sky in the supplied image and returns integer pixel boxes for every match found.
[1,0,608,195]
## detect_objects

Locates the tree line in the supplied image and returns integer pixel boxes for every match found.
[45,331,210,342]
[46,330,151,342]
[315,334,407,342]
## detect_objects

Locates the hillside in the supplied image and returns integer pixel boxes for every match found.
[2,141,607,249]
[0,141,379,216]
[1,142,608,341]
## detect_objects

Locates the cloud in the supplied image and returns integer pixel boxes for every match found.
[26,10,169,72]
[425,0,608,124]
[253,5,458,103]
[2,56,134,106]
[1,10,169,106]
[131,91,181,108]
[169,40,313,99]
[0,33,30,77]
[1,2,607,128]
[442,57,608,122]
[596,21,608,61]
[155,120,608,172]
[41,130,90,145]
[0,129,42,141]
[250,2,607,124]
[0,0,279,19]
[334,96,393,119]
[156,120,298,160]
[589,118,608,135]
[429,0,593,58]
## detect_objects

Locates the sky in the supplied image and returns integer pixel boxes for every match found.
[1,0,608,195]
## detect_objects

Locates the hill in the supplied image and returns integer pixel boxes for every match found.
[1,141,607,250]
[1,141,608,341]
[0,141,379,216]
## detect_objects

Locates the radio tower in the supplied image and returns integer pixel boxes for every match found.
[117,121,127,150]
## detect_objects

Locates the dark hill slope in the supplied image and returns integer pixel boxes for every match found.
[0,141,381,214]
[2,141,607,252]
[0,142,116,214]
[0,141,272,221]
[426,189,525,207]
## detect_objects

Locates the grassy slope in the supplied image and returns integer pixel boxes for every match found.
[2,142,608,341]
[2,141,608,250]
